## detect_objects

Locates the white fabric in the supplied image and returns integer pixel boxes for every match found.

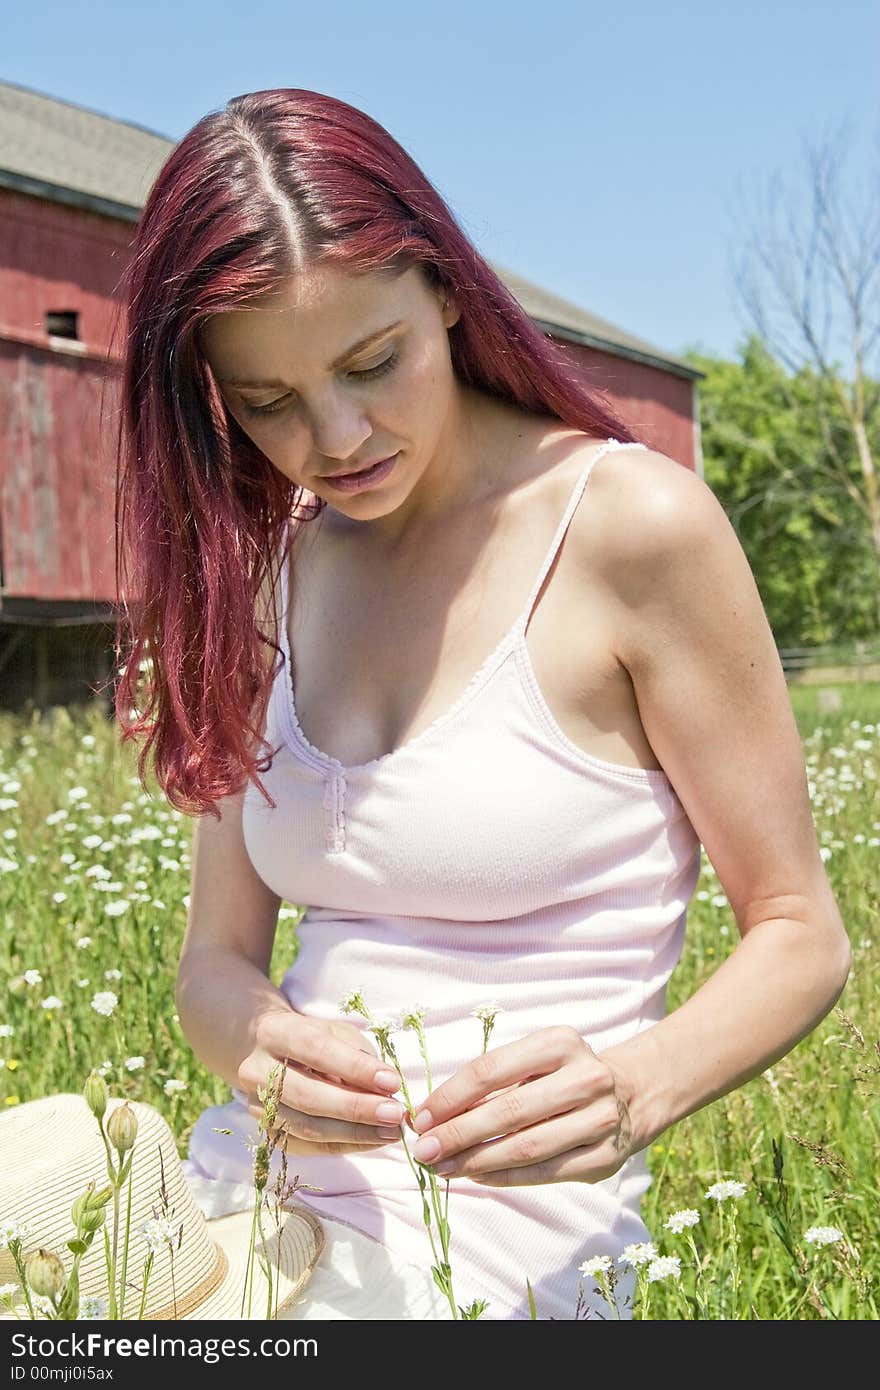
[181,1159,451,1320]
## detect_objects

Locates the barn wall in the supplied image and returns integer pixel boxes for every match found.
[556,340,698,472]
[0,187,131,354]
[0,340,119,603]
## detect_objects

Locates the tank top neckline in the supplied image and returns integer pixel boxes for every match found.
[274,436,655,780]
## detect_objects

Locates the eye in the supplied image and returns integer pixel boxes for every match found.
[241,351,399,419]
[349,350,398,382]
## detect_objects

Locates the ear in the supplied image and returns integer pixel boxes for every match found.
[440,293,461,330]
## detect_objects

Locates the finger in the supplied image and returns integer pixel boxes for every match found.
[281,1064,409,1130]
[426,1109,621,1181]
[411,1027,586,1134]
[411,1072,585,1164]
[248,1100,402,1148]
[259,1014,401,1094]
[463,1142,621,1188]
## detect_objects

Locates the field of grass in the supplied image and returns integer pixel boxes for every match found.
[1,680,877,1318]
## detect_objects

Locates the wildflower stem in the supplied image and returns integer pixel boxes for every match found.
[109,1182,121,1320]
[9,1245,36,1320]
[118,1158,134,1321]
[686,1232,709,1318]
[137,1252,154,1319]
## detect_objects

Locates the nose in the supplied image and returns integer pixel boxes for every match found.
[307,389,372,464]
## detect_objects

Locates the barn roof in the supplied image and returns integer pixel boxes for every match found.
[0,78,701,380]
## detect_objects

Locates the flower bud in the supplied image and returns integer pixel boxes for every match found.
[83,1070,108,1122]
[25,1249,66,1300]
[106,1102,138,1155]
[7,976,27,997]
[71,1182,112,1234]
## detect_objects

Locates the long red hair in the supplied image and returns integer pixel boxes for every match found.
[109,87,642,818]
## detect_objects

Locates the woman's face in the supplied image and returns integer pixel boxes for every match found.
[200,262,464,530]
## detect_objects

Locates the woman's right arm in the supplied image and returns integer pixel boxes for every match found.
[175,785,407,1151]
[175,781,292,1092]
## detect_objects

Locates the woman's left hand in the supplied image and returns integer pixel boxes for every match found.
[406,1025,638,1187]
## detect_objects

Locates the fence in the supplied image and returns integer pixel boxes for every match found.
[778,639,880,685]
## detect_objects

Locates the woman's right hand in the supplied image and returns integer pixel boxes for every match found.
[237,1008,406,1155]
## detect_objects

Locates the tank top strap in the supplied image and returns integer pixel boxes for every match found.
[512,437,647,638]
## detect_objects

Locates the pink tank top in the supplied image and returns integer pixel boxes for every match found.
[188,437,702,1320]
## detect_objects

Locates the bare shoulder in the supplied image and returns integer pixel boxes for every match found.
[585,444,721,564]
[577,444,741,669]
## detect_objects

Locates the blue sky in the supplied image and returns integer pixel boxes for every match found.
[4,0,878,364]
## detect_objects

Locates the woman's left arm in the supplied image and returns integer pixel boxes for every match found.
[589,447,852,1153]
[408,451,852,1184]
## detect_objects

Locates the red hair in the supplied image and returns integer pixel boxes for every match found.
[109,87,642,819]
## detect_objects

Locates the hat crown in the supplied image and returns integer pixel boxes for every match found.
[0,1094,323,1320]
[0,1095,225,1317]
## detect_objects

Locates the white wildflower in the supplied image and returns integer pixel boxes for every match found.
[646,1255,682,1283]
[45,809,69,825]
[81,835,103,850]
[96,1060,113,1077]
[104,901,129,918]
[41,996,63,1011]
[578,1254,613,1277]
[140,1217,178,1253]
[617,1241,658,1267]
[22,970,42,986]
[80,735,96,749]
[0,1282,19,1299]
[125,1056,146,1072]
[804,1225,844,1247]
[77,978,90,988]
[104,969,122,982]
[90,991,118,1017]
[0,1026,13,1038]
[471,1002,504,1024]
[31,1294,55,1315]
[77,1295,108,1318]
[368,1015,399,1036]
[0,1220,31,1248]
[401,1004,427,1031]
[51,892,67,905]
[163,1079,187,1096]
[339,989,368,1016]
[75,937,93,950]
[665,1208,701,1233]
[705,1180,747,1202]
[68,787,89,802]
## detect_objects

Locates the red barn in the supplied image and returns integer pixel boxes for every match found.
[0,79,704,710]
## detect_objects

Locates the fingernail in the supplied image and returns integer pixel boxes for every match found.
[413,1136,441,1162]
[375,1101,404,1124]
[413,1109,433,1133]
[374,1070,399,1090]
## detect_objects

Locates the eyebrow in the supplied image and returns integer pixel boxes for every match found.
[217,320,404,388]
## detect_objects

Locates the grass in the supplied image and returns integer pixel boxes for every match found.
[0,680,877,1318]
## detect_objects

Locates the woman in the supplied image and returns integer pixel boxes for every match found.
[113,88,851,1320]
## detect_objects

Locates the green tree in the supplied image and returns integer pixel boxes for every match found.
[683,335,878,647]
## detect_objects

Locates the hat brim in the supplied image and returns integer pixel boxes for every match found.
[0,1200,325,1322]
[155,1199,326,1321]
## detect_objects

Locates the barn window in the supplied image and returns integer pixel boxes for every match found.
[46,310,80,340]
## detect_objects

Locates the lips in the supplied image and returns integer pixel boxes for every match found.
[323,455,395,481]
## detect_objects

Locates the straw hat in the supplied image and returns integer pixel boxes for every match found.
[0,1094,324,1320]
